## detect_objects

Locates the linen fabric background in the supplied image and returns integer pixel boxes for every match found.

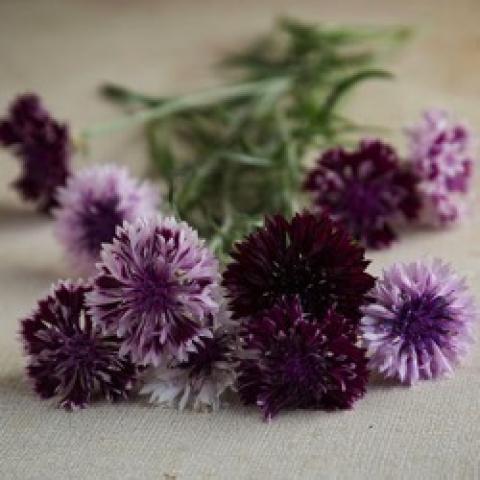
[0,1,479,479]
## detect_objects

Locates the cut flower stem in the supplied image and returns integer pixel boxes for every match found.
[81,77,291,140]
[79,18,408,258]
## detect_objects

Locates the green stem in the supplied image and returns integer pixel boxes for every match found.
[81,77,291,140]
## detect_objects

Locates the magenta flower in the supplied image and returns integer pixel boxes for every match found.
[406,110,475,226]
[304,139,420,248]
[54,164,159,275]
[20,280,136,410]
[0,94,71,212]
[361,259,476,385]
[223,212,374,328]
[238,297,368,420]
[141,308,237,411]
[87,215,220,366]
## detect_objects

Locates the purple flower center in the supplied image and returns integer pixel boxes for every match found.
[282,354,315,385]
[270,259,334,316]
[180,334,229,377]
[344,179,387,220]
[81,196,124,255]
[132,265,179,315]
[61,333,99,369]
[394,294,452,344]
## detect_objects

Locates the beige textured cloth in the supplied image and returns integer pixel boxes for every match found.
[1,1,479,479]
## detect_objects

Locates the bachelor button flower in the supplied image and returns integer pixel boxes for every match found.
[361,259,476,385]
[87,215,220,366]
[0,94,71,212]
[20,280,136,410]
[237,297,368,420]
[54,164,159,275]
[223,211,374,328]
[406,110,475,226]
[304,139,420,249]
[141,307,237,411]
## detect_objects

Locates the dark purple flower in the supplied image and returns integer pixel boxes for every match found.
[87,215,220,366]
[20,280,136,410]
[361,259,476,384]
[54,164,159,275]
[223,211,374,327]
[237,297,368,419]
[0,94,71,212]
[304,139,420,248]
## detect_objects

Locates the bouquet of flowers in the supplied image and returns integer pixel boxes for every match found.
[2,19,476,420]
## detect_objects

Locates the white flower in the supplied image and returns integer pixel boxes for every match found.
[141,312,237,411]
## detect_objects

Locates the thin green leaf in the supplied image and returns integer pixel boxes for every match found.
[94,19,409,260]
[101,84,164,107]
[320,69,393,120]
[221,152,272,167]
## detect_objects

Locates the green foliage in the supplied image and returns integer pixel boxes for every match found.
[95,18,409,259]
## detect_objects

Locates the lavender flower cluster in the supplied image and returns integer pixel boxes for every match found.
[1,95,475,247]
[305,110,476,248]
[19,209,477,419]
[2,94,477,420]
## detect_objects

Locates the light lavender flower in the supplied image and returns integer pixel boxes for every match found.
[54,164,159,275]
[87,215,220,367]
[141,307,237,411]
[361,259,476,385]
[406,109,475,226]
